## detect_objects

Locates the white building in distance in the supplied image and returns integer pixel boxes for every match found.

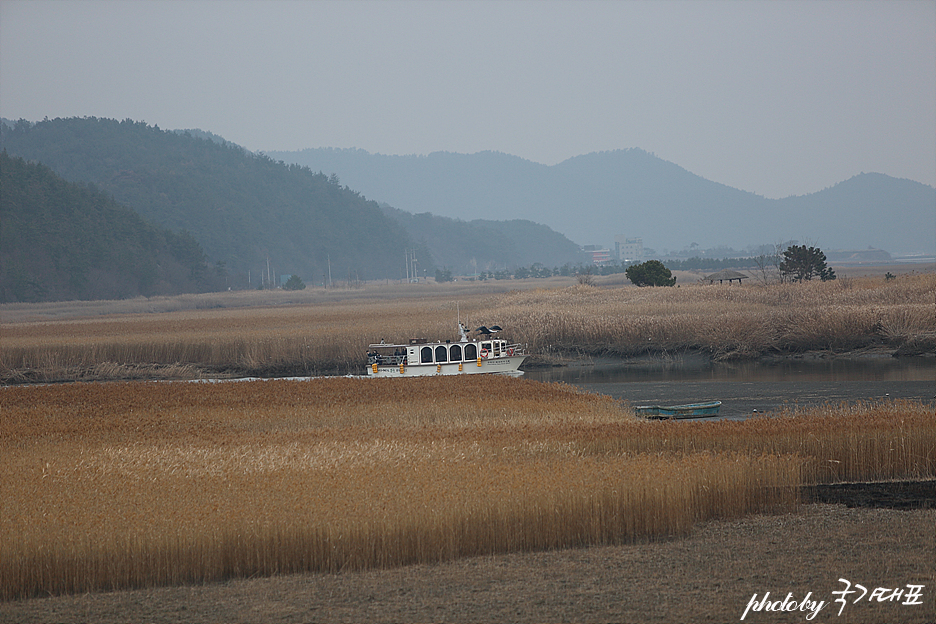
[615,236,643,262]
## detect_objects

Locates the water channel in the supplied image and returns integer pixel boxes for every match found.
[523,356,935,420]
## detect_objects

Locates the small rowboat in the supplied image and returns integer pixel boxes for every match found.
[635,401,722,419]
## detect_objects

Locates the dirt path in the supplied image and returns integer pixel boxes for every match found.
[3,501,933,624]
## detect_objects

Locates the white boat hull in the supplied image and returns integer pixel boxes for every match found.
[367,355,527,377]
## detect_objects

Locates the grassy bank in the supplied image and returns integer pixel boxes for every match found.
[499,273,935,359]
[2,377,933,600]
[1,273,933,383]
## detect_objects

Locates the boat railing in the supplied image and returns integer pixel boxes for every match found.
[499,342,526,357]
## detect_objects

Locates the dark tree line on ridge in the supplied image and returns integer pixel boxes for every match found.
[0,118,416,290]
[0,152,223,302]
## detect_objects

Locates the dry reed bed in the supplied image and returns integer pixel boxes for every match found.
[0,298,469,381]
[0,277,532,323]
[2,274,933,383]
[498,274,936,358]
[569,400,936,484]
[2,377,933,600]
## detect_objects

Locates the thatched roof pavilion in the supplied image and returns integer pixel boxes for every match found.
[704,269,749,284]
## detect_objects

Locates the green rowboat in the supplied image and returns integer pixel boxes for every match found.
[635,401,722,419]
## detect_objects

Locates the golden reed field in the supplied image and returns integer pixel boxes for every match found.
[1,271,934,383]
[2,376,933,601]
[1,271,934,601]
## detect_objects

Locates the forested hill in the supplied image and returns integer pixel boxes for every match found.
[1,118,586,287]
[0,152,220,302]
[0,118,416,286]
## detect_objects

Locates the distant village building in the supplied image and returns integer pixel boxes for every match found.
[615,236,644,262]
[582,245,612,265]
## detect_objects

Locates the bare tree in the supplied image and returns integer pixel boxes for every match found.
[753,241,784,285]
[577,266,595,286]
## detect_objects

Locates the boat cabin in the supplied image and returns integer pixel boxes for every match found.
[367,337,517,367]
[365,323,526,376]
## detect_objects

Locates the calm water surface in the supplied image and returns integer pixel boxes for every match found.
[524,357,935,420]
[525,356,934,384]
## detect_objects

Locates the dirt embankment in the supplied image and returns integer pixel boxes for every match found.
[802,479,935,510]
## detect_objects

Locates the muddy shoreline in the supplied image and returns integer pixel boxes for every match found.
[802,480,935,510]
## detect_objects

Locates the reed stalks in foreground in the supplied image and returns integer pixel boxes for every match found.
[2,377,932,600]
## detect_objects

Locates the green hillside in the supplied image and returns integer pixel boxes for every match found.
[1,118,588,284]
[1,118,591,286]
[0,118,416,286]
[0,152,220,302]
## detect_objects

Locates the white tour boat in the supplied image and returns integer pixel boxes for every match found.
[366,324,527,377]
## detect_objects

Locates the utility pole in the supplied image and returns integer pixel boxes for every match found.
[405,249,418,282]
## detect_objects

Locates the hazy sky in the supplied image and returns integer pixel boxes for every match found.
[2,0,933,199]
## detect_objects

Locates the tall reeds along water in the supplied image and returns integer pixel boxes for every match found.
[2,273,933,382]
[2,377,933,600]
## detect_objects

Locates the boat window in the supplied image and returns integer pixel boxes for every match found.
[493,341,501,357]
[420,346,433,364]
[435,345,448,362]
[482,342,492,357]
[464,343,477,359]
[450,344,462,361]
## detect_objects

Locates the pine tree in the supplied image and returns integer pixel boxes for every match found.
[283,275,306,290]
[779,245,836,282]
[624,260,676,287]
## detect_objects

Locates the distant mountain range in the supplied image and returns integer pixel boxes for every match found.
[266,147,936,255]
[3,116,932,304]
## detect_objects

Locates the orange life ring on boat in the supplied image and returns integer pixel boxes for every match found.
[480,348,489,358]
[507,348,514,356]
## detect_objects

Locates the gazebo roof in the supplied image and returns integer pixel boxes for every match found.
[704,269,749,283]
